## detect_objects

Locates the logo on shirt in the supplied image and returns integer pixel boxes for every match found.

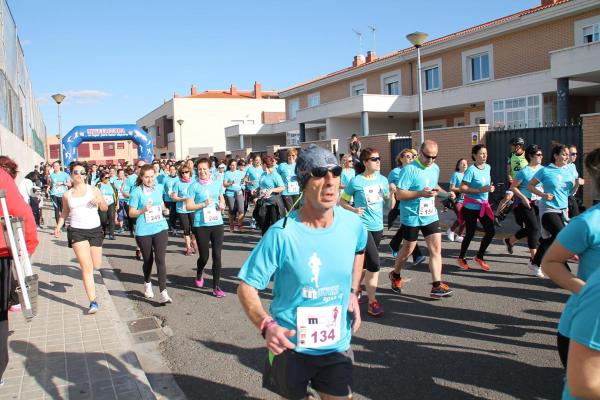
[308,252,322,288]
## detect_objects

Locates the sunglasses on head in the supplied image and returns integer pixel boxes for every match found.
[368,157,381,162]
[310,165,343,178]
[72,170,86,176]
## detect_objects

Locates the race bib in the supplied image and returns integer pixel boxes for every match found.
[55,182,66,194]
[144,205,164,224]
[296,305,341,349]
[202,205,220,223]
[418,197,436,217]
[104,195,114,205]
[287,181,299,193]
[364,184,383,204]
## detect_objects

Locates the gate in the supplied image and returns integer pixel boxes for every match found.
[390,136,413,166]
[485,124,582,188]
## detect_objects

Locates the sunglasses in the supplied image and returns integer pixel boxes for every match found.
[182,171,191,174]
[72,170,86,176]
[368,157,381,162]
[570,153,578,156]
[422,152,438,160]
[535,153,543,156]
[310,166,343,178]
[102,176,109,180]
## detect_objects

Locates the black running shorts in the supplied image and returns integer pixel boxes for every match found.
[263,349,353,399]
[401,221,440,242]
[67,226,104,248]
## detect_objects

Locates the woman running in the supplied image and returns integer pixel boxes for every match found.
[223,159,245,232]
[542,147,600,371]
[340,147,388,316]
[171,165,196,256]
[340,154,355,192]
[457,144,496,271]
[185,158,226,298]
[162,164,179,234]
[446,158,468,242]
[54,162,108,314]
[256,156,285,235]
[96,171,118,240]
[504,145,544,277]
[388,149,416,229]
[277,149,300,211]
[528,144,578,274]
[47,161,71,225]
[128,165,172,303]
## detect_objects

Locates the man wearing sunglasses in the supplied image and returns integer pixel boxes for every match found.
[238,144,367,399]
[389,139,455,299]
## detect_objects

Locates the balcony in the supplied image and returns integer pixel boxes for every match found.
[550,41,600,83]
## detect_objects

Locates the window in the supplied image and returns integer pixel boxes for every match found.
[308,92,320,107]
[103,142,115,157]
[468,53,490,82]
[286,131,300,146]
[49,144,59,159]
[92,143,100,150]
[424,67,440,91]
[381,73,400,95]
[493,95,541,129]
[583,24,600,43]
[288,99,300,119]
[349,79,366,97]
[117,142,125,150]
[78,143,90,157]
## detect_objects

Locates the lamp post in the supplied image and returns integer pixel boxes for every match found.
[176,119,184,160]
[406,31,428,145]
[51,93,66,165]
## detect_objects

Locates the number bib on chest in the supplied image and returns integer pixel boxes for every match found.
[202,205,220,222]
[144,205,164,223]
[104,195,114,205]
[364,184,382,204]
[55,183,66,194]
[287,181,299,193]
[418,197,436,217]
[296,305,341,349]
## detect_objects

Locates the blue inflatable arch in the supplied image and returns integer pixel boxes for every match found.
[62,124,154,166]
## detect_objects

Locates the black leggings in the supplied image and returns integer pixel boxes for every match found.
[557,332,570,369]
[135,230,168,291]
[178,212,194,236]
[364,230,383,272]
[459,208,495,260]
[282,195,300,212]
[99,203,116,236]
[389,227,424,262]
[532,212,565,267]
[513,202,540,250]
[261,204,281,236]
[166,201,178,231]
[29,198,41,227]
[193,225,224,288]
[51,195,63,223]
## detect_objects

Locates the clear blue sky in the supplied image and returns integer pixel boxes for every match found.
[11,0,540,136]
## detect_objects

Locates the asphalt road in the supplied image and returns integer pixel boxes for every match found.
[102,212,568,400]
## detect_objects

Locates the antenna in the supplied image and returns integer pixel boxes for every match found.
[368,25,377,53]
[352,29,363,55]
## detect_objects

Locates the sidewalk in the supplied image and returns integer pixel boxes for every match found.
[1,229,157,400]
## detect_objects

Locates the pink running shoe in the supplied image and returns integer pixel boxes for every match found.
[213,287,226,298]
[9,304,21,312]
[195,277,204,288]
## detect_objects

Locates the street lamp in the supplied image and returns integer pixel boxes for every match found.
[176,119,184,160]
[51,93,66,165]
[406,31,428,145]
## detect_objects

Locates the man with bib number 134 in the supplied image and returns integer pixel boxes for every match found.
[237,144,367,400]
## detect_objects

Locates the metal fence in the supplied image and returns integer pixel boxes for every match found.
[390,136,413,165]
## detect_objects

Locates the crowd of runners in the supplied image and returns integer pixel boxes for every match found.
[3,135,600,399]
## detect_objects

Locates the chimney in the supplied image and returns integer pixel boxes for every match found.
[366,51,377,63]
[191,84,197,96]
[230,84,237,96]
[352,54,366,68]
[541,0,559,6]
[173,92,179,98]
[254,81,262,99]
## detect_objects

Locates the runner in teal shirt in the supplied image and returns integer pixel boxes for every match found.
[396,159,441,227]
[462,163,491,210]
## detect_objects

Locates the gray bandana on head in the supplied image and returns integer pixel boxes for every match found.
[295,144,339,190]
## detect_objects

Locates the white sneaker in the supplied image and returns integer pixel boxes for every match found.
[456,236,464,243]
[446,228,456,242]
[144,282,154,298]
[528,261,545,278]
[159,290,173,304]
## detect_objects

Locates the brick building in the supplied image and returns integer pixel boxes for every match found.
[46,135,139,166]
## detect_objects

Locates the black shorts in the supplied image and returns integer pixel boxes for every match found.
[401,221,440,242]
[263,349,353,399]
[67,226,104,248]
[364,230,383,272]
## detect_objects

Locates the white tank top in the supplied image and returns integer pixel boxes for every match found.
[67,185,101,229]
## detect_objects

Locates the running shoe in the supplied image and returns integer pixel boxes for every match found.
[88,300,99,314]
[185,248,193,256]
[412,255,426,267]
[430,282,454,299]
[388,271,402,294]
[160,290,173,304]
[9,304,21,312]
[446,228,455,242]
[456,236,464,243]
[116,228,125,234]
[144,282,154,298]
[504,238,514,254]
[494,218,502,227]
[0,379,4,387]
[528,261,545,278]
[456,258,470,270]
[213,287,226,298]
[108,235,115,240]
[135,250,142,261]
[194,276,204,288]
[356,289,367,305]
[474,257,491,271]
[368,300,384,316]
[250,220,257,229]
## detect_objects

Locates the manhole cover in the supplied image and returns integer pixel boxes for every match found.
[133,331,162,343]
[127,317,160,333]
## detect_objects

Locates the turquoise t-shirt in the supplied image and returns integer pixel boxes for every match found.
[259,171,284,191]
[560,266,600,399]
[342,174,389,232]
[245,166,264,191]
[462,164,491,210]
[557,203,600,338]
[90,173,100,187]
[173,179,194,214]
[449,172,464,203]
[533,164,574,210]
[129,184,169,236]
[123,174,138,205]
[238,207,367,356]
[49,171,70,197]
[341,168,356,188]
[278,162,300,196]
[514,165,543,201]
[223,170,245,197]
[188,180,224,227]
[387,167,402,186]
[567,163,579,181]
[397,160,440,227]
[98,183,116,206]
[162,175,178,203]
